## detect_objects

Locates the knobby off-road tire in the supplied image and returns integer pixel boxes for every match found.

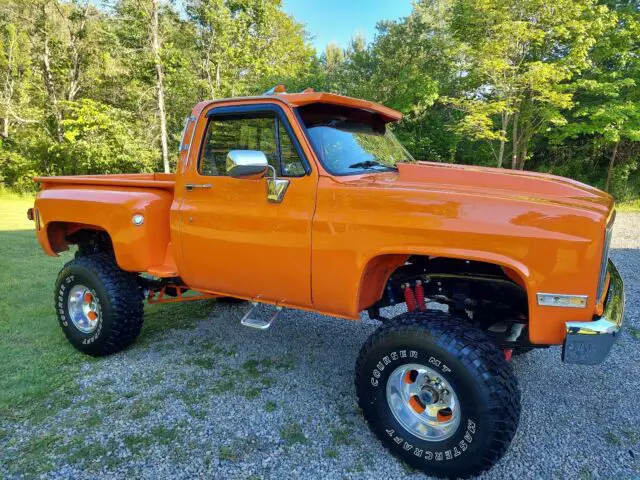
[55,253,144,356]
[356,311,520,478]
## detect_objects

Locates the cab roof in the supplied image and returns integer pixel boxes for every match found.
[280,91,402,123]
[200,88,403,124]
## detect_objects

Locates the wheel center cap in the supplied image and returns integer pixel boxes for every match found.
[420,385,439,404]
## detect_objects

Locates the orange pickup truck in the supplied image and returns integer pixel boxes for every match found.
[30,88,625,478]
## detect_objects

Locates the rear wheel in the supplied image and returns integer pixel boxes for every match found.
[55,253,144,356]
[356,311,520,478]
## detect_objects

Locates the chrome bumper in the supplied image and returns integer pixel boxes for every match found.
[562,260,625,365]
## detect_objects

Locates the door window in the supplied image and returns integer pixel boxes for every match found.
[199,113,305,177]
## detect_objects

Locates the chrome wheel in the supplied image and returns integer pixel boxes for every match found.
[386,363,461,442]
[67,284,101,334]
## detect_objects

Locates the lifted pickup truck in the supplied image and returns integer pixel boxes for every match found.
[30,87,625,478]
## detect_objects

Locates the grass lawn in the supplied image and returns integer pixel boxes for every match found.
[618,199,640,212]
[0,192,213,426]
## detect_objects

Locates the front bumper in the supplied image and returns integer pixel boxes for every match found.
[562,260,625,365]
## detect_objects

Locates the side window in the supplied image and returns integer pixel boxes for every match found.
[279,121,305,177]
[199,112,306,177]
[200,116,277,176]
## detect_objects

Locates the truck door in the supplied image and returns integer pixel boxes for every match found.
[177,103,317,308]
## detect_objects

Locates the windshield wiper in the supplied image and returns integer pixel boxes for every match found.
[348,160,396,170]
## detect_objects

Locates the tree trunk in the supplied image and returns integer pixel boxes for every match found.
[66,5,87,102]
[518,141,528,170]
[604,141,619,193]
[204,32,215,98]
[511,111,519,169]
[497,112,509,167]
[2,27,15,140]
[67,30,81,101]
[42,31,64,143]
[151,0,170,173]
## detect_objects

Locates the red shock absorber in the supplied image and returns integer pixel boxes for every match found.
[403,283,417,312]
[414,280,425,311]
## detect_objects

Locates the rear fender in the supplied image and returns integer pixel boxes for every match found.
[35,186,173,272]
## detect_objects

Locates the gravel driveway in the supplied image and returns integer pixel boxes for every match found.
[2,213,639,480]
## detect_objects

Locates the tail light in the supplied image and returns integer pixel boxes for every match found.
[28,207,42,230]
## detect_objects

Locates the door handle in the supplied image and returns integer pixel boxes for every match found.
[185,183,212,191]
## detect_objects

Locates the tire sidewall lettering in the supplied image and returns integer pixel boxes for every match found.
[383,417,477,463]
[370,350,451,387]
[370,348,479,463]
[57,272,104,343]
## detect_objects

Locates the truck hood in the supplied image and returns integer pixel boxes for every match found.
[358,162,614,215]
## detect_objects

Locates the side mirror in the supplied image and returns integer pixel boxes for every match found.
[226,150,269,179]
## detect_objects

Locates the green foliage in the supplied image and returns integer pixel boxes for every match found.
[0,0,637,201]
[53,99,156,175]
[0,0,313,184]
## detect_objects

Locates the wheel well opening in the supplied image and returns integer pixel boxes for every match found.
[47,222,112,256]
[362,255,533,349]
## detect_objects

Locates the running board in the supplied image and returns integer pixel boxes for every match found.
[240,302,282,330]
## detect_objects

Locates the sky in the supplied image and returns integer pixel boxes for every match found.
[282,0,413,54]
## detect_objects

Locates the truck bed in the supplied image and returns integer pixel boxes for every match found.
[34,173,175,191]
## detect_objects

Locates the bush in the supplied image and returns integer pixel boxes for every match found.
[0,99,158,192]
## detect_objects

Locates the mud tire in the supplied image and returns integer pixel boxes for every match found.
[355,311,520,478]
[55,253,144,356]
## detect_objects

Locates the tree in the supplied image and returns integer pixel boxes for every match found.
[0,22,34,138]
[186,0,313,99]
[0,0,637,203]
[441,0,613,168]
[556,2,640,193]
[150,0,169,173]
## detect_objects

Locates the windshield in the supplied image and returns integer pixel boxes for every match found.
[304,120,415,175]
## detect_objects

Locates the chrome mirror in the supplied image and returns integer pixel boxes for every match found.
[226,150,269,179]
[225,149,289,203]
[267,176,289,204]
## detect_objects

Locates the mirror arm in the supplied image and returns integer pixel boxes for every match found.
[266,164,277,182]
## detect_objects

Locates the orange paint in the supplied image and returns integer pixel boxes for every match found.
[437,409,453,422]
[409,396,426,414]
[32,91,615,347]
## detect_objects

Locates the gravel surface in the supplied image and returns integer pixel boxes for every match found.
[2,213,639,479]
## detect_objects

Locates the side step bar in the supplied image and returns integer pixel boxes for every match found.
[240,302,282,330]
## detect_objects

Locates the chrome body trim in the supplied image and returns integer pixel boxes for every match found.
[562,260,625,365]
[184,115,198,168]
[267,177,290,204]
[185,183,212,191]
[596,212,615,301]
[536,293,588,308]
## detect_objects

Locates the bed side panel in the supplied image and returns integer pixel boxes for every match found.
[34,185,173,272]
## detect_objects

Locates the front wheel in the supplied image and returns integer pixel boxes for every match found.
[355,312,520,478]
[55,253,144,356]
